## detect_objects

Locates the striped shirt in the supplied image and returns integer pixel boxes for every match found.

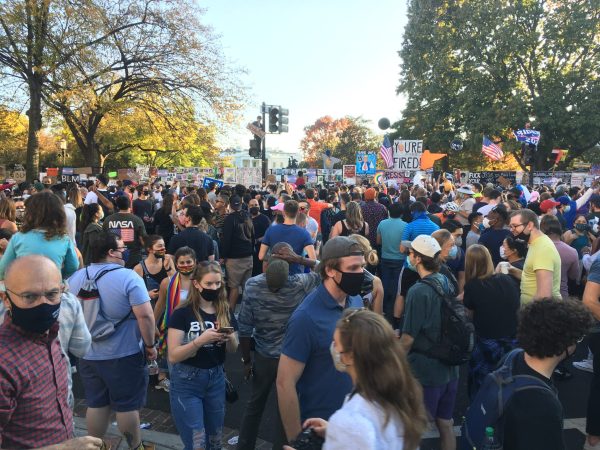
[401,216,440,241]
[0,319,73,448]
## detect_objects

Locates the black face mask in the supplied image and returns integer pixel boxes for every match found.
[201,288,220,302]
[575,223,589,232]
[514,230,531,243]
[7,295,60,334]
[249,207,260,216]
[334,270,365,297]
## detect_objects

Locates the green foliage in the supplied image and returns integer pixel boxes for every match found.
[396,0,600,170]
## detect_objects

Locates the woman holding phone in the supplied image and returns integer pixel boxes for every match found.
[167,261,239,450]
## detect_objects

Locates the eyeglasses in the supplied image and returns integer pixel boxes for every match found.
[343,307,366,323]
[577,335,585,344]
[509,223,526,230]
[6,285,64,303]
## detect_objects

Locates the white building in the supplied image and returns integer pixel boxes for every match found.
[222,147,301,170]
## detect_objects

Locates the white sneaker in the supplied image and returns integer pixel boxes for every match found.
[573,359,594,373]
[155,378,170,392]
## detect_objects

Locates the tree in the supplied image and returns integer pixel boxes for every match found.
[0,105,27,165]
[44,0,243,168]
[396,0,600,171]
[301,116,379,167]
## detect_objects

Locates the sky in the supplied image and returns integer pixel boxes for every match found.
[201,0,409,157]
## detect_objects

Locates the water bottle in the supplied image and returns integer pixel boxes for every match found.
[481,426,502,450]
[147,359,159,376]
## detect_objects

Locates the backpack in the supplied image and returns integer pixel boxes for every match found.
[416,277,474,366]
[460,349,559,450]
[77,266,130,342]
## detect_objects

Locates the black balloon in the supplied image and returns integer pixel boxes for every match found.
[451,139,463,151]
[378,118,391,130]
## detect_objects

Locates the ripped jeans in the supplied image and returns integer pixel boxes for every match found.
[169,363,225,450]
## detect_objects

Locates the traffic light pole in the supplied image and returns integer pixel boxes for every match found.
[262,102,268,181]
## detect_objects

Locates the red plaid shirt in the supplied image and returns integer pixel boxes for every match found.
[0,317,73,448]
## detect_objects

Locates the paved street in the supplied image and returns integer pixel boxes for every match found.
[73,341,594,449]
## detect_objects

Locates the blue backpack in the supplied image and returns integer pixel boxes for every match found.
[460,349,559,450]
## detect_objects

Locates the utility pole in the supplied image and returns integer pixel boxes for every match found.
[261,102,268,180]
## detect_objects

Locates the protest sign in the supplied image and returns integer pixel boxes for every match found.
[467,171,516,186]
[384,170,413,185]
[513,129,541,145]
[74,167,92,175]
[343,165,356,185]
[237,167,262,187]
[532,171,571,186]
[223,168,236,184]
[356,152,377,175]
[319,169,342,183]
[203,177,224,189]
[392,140,423,170]
[61,174,80,183]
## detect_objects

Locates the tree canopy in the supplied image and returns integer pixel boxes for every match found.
[300,116,380,167]
[396,0,600,171]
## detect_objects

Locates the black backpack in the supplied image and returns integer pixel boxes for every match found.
[415,277,475,366]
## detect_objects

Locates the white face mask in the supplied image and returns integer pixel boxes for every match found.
[499,246,507,260]
[330,342,348,373]
[483,217,491,229]
[455,236,463,247]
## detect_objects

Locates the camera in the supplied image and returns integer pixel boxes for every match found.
[289,428,324,450]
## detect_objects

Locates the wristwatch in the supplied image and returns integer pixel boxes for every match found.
[144,343,156,349]
[241,357,252,365]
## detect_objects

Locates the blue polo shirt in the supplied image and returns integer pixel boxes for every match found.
[281,283,363,421]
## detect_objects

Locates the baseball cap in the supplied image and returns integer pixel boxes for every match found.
[321,236,364,262]
[364,188,376,200]
[270,202,284,211]
[33,182,45,192]
[229,195,242,208]
[457,186,475,195]
[540,199,560,213]
[556,196,571,206]
[265,258,289,292]
[401,235,441,258]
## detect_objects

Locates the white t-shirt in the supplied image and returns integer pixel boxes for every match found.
[458,197,475,225]
[324,393,405,450]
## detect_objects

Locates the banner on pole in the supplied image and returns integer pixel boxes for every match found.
[356,152,377,175]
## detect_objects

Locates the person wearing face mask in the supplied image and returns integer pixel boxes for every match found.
[167,205,215,263]
[277,237,364,444]
[248,198,271,276]
[102,195,147,269]
[499,235,528,272]
[432,229,461,295]
[154,247,197,392]
[80,203,105,265]
[284,309,427,450]
[477,205,511,267]
[563,214,594,259]
[134,235,175,305]
[0,255,103,450]
[399,235,458,450]
[440,220,466,293]
[167,261,238,450]
[508,209,562,304]
[434,201,460,225]
[132,185,155,234]
[466,212,483,248]
[68,232,157,450]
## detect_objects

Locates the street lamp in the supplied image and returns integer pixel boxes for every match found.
[59,139,67,166]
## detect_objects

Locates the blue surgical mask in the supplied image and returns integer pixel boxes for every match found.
[478,223,485,232]
[406,257,417,272]
[448,245,458,259]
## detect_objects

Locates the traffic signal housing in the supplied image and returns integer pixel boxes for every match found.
[249,138,261,158]
[268,106,289,133]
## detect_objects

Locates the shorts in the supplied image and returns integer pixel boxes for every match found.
[79,352,148,412]
[423,379,459,421]
[226,256,253,289]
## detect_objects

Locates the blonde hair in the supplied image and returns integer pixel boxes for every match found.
[176,262,230,330]
[345,201,364,232]
[465,244,494,283]
[337,309,427,450]
[348,234,378,266]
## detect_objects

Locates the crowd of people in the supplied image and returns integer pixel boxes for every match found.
[0,171,599,450]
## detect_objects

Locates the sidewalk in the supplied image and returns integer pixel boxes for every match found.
[73,399,273,449]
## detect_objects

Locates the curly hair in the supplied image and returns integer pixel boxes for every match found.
[517,299,593,358]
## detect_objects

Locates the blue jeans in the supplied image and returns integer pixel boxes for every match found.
[380,258,405,321]
[169,363,226,450]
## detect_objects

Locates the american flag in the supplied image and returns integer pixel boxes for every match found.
[112,227,135,243]
[482,136,504,161]
[380,135,394,169]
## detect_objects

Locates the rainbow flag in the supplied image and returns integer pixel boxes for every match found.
[374,171,385,185]
[157,273,181,354]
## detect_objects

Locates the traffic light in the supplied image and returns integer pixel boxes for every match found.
[268,106,289,133]
[269,107,279,132]
[279,108,289,133]
[249,139,261,158]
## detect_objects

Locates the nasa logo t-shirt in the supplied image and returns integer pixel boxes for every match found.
[168,304,238,369]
